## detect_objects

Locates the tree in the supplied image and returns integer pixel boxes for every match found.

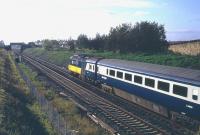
[89,33,107,50]
[107,23,133,53]
[133,21,167,52]
[77,34,89,48]
[42,39,59,51]
[28,42,36,47]
[106,22,167,53]
[66,38,75,52]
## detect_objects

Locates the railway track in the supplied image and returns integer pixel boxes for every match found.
[22,54,198,135]
[22,54,168,135]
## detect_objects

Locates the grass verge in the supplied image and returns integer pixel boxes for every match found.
[0,51,57,135]
[19,63,110,135]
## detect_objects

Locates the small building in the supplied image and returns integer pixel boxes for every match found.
[10,42,25,52]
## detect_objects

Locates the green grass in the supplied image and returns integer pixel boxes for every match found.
[89,50,200,69]
[0,89,7,120]
[0,51,57,135]
[28,103,57,135]
[24,48,73,66]
[24,48,200,70]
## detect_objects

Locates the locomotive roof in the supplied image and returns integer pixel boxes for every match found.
[86,58,102,63]
[98,59,200,86]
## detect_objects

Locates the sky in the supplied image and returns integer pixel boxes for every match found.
[0,0,200,44]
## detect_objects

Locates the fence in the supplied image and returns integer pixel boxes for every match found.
[16,63,75,135]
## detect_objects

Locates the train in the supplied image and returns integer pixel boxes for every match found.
[68,54,200,120]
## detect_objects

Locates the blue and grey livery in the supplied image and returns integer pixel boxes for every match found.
[69,54,200,120]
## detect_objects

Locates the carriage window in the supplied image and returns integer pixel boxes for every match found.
[134,75,142,84]
[193,95,198,100]
[109,70,115,77]
[173,85,188,97]
[158,81,169,92]
[117,71,123,79]
[125,73,132,81]
[192,89,198,100]
[145,78,155,88]
[106,69,108,75]
[93,65,95,71]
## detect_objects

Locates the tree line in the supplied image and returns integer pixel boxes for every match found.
[41,21,168,53]
[76,21,167,53]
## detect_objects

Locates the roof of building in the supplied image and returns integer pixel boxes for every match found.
[10,42,25,45]
[98,59,200,86]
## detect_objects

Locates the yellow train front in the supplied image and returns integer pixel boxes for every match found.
[67,54,88,78]
[68,64,82,75]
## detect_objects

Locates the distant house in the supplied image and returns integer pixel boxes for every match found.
[58,40,71,49]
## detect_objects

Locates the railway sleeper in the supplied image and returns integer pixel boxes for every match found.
[143,130,160,135]
[118,130,137,135]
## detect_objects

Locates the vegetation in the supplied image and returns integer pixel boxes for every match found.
[40,21,167,53]
[0,50,57,135]
[24,21,199,70]
[43,39,60,51]
[23,48,73,66]
[19,63,110,135]
[24,48,200,70]
[76,21,167,53]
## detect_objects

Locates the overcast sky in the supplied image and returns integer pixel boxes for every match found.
[0,0,200,44]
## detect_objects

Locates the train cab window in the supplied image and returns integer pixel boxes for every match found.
[109,69,115,77]
[72,60,78,65]
[192,89,198,100]
[117,71,123,79]
[134,75,143,84]
[145,78,155,88]
[125,73,132,81]
[158,81,169,92]
[89,64,92,70]
[72,60,75,64]
[173,85,188,97]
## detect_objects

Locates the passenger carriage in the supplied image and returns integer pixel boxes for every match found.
[84,58,200,120]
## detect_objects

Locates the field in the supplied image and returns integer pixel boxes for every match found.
[23,48,200,70]
[169,41,200,56]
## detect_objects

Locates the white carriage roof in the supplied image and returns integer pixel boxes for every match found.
[98,59,200,86]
